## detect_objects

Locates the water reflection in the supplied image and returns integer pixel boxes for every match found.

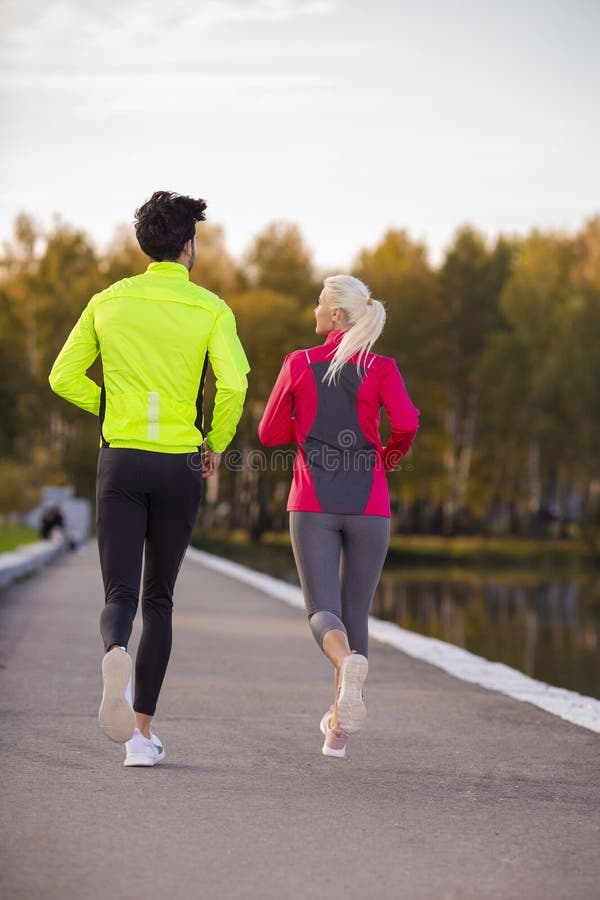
[371,570,600,699]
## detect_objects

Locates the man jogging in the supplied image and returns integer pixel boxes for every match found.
[49,191,250,766]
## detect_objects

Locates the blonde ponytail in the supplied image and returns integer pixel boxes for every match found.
[321,275,386,385]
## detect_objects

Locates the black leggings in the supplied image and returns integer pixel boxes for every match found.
[289,511,390,657]
[96,448,203,716]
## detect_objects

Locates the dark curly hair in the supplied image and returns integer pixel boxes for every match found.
[134,191,207,261]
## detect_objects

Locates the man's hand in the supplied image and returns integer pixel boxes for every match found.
[200,440,222,478]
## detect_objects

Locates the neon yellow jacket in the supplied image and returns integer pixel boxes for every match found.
[49,262,250,453]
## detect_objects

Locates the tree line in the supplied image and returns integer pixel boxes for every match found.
[1,212,599,549]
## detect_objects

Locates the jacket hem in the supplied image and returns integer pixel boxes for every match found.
[99,438,200,454]
[286,505,391,518]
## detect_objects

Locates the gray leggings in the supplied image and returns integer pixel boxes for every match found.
[289,511,390,657]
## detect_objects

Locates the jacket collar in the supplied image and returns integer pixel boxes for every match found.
[146,261,190,280]
[324,329,346,345]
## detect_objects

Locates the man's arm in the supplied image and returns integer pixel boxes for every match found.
[48,301,101,415]
[205,306,250,453]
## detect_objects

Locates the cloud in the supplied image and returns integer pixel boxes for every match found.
[2,0,341,57]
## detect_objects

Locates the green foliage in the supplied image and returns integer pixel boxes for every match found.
[244,221,318,305]
[100,226,147,283]
[0,459,40,515]
[0,210,598,548]
[229,289,309,403]
[191,223,243,298]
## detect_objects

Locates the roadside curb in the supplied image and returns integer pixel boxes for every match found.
[0,538,65,590]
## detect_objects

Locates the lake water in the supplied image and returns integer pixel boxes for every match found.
[194,538,600,702]
[370,568,600,700]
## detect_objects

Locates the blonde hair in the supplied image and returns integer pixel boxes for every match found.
[321,275,386,385]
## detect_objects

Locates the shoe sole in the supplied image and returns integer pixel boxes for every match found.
[123,754,160,767]
[336,654,368,734]
[322,743,346,758]
[99,649,135,743]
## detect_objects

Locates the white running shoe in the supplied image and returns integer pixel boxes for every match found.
[320,708,348,758]
[124,729,166,767]
[98,648,135,743]
[336,653,368,734]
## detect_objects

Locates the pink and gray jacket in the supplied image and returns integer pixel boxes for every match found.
[257,330,420,517]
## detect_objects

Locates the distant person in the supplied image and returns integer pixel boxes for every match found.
[49,192,250,767]
[40,504,65,541]
[258,276,419,758]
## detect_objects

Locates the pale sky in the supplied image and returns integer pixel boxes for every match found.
[2,0,599,268]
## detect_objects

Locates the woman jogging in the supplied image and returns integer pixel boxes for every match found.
[49,191,250,767]
[258,275,419,758]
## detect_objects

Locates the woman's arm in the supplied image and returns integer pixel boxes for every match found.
[258,355,296,446]
[379,359,420,471]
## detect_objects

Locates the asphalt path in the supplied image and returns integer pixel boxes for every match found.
[1,544,599,900]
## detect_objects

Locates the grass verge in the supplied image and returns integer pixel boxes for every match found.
[0,524,40,553]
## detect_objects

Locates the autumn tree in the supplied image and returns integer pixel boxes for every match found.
[245,222,319,306]
[352,229,441,531]
[435,228,514,533]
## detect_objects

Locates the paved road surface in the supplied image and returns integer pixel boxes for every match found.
[1,545,599,900]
